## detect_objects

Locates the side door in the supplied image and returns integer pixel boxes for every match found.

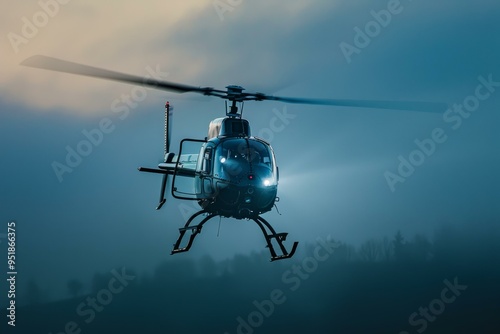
[199,145,215,197]
[171,139,211,200]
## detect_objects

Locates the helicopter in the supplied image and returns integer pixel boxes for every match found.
[21,55,445,261]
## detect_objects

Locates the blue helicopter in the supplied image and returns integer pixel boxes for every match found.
[22,55,445,261]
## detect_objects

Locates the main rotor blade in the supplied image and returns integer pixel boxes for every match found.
[21,55,219,95]
[258,95,447,113]
[22,55,447,113]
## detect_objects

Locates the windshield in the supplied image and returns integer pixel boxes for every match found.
[214,138,276,185]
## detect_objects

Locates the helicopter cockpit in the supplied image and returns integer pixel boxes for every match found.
[213,138,278,188]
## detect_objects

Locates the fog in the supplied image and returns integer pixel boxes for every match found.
[12,224,500,333]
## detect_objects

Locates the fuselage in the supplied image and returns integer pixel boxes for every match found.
[170,116,279,219]
[195,136,278,219]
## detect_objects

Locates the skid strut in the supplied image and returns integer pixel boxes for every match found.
[252,215,299,261]
[171,210,216,254]
[171,210,298,261]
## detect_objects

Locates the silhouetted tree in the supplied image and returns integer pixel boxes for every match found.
[393,230,407,261]
[408,234,432,261]
[154,259,196,284]
[67,279,83,298]
[332,242,355,262]
[359,238,381,262]
[380,236,393,261]
[199,255,217,278]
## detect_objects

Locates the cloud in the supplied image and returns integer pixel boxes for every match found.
[2,0,499,116]
[1,1,213,112]
[1,0,346,113]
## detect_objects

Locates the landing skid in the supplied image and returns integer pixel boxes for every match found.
[171,210,298,261]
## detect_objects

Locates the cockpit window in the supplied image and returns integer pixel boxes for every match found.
[214,138,276,185]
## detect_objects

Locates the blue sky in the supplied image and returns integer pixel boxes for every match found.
[1,0,499,301]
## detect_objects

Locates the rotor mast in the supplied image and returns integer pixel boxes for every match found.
[226,85,245,117]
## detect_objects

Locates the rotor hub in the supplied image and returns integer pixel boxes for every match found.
[226,85,245,101]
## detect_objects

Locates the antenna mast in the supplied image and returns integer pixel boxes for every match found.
[164,101,170,155]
